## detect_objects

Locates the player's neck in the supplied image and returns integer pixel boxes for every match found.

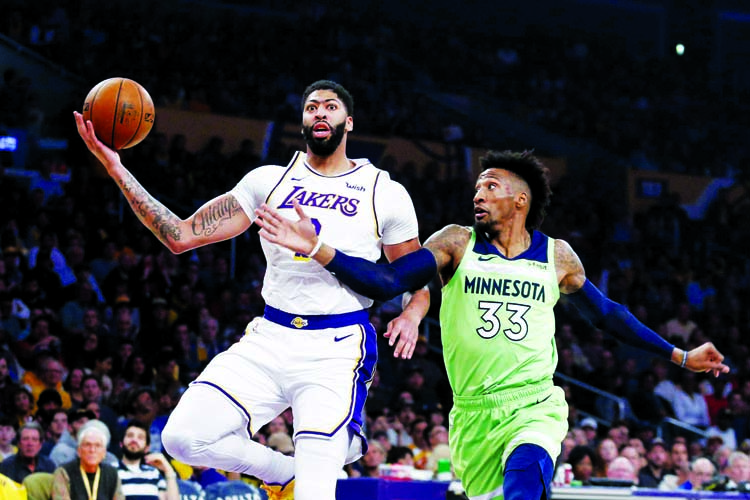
[489,222,531,258]
[306,147,353,176]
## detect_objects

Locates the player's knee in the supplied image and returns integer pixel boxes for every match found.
[162,419,202,464]
[504,444,553,500]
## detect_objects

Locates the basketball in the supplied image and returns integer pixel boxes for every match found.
[82,77,155,150]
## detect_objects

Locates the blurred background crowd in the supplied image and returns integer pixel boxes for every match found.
[1,0,750,492]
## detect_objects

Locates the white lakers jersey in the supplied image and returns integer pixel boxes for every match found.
[230,151,418,315]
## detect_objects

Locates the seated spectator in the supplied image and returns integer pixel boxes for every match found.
[678,457,716,490]
[618,445,644,475]
[706,408,738,450]
[606,456,637,484]
[49,408,95,466]
[0,352,21,410]
[0,417,16,460]
[39,408,68,457]
[22,355,71,411]
[725,451,750,488]
[663,303,697,344]
[8,386,34,429]
[62,367,85,408]
[359,440,386,478]
[567,445,598,485]
[267,432,294,457]
[0,422,56,483]
[50,420,123,499]
[672,371,710,429]
[117,420,179,500]
[638,438,673,488]
[386,446,414,467]
[596,437,619,477]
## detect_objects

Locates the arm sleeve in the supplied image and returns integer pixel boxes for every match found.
[566,279,675,359]
[325,248,438,302]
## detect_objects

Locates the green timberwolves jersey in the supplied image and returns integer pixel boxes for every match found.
[440,228,560,396]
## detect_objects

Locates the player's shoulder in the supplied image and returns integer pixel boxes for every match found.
[425,224,471,248]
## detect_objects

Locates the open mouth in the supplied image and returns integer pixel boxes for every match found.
[474,207,488,220]
[312,122,331,139]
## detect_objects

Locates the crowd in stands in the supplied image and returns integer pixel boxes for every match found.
[2,0,750,494]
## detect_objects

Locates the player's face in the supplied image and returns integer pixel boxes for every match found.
[302,90,352,157]
[473,168,525,233]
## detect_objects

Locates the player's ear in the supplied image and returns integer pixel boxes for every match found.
[516,191,529,208]
[346,116,353,132]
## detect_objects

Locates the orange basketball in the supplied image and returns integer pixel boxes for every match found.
[82,77,155,150]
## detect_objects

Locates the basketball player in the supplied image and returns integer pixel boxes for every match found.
[254,150,730,500]
[74,80,429,500]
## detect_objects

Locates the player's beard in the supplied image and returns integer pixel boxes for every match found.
[302,121,346,157]
[122,447,147,461]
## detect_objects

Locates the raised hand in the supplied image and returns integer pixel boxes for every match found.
[685,342,730,377]
[73,111,121,174]
[254,201,318,255]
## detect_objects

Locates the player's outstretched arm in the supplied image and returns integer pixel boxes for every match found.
[556,239,729,377]
[74,112,251,253]
[255,201,465,301]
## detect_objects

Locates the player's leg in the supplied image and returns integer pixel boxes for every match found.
[503,443,554,500]
[292,427,358,500]
[285,321,375,499]
[162,382,294,483]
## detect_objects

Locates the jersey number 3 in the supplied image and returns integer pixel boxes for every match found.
[476,301,530,341]
[293,218,322,261]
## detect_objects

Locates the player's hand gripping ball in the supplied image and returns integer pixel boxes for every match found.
[82,77,155,150]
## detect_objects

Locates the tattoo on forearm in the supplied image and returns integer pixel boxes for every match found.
[119,177,182,242]
[191,196,241,236]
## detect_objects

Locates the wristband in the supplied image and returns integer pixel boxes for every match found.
[680,350,688,368]
[308,239,323,258]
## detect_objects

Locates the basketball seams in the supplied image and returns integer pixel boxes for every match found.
[82,77,153,150]
[111,79,124,149]
[125,80,145,149]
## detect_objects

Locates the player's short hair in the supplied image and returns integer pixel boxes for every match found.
[302,80,354,117]
[479,150,552,230]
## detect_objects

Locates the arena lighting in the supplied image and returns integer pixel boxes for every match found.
[0,136,18,151]
[675,43,685,56]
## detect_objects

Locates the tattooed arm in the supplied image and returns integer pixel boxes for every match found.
[74,112,251,253]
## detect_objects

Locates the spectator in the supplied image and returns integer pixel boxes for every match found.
[567,445,597,485]
[118,420,179,500]
[8,386,35,429]
[706,408,738,450]
[40,408,69,457]
[63,367,85,408]
[22,355,71,410]
[359,440,386,478]
[663,303,698,344]
[596,438,619,477]
[267,432,294,457]
[78,375,119,450]
[0,417,16,460]
[0,422,56,482]
[725,451,750,488]
[386,446,414,466]
[0,353,21,411]
[638,438,672,488]
[672,371,710,428]
[49,408,95,466]
[51,420,124,499]
[619,445,645,475]
[678,457,716,491]
[606,456,637,484]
